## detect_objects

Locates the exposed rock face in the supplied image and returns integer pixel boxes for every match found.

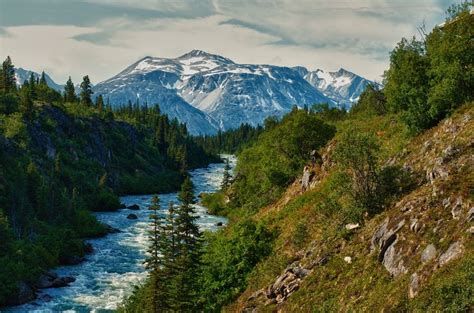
[439,242,464,267]
[421,244,437,263]
[408,273,419,299]
[301,166,314,191]
[371,218,407,276]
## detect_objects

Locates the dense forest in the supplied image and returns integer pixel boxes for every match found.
[122,3,473,312]
[0,58,219,306]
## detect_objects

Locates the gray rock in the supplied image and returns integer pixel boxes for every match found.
[51,276,76,288]
[410,218,421,233]
[127,204,140,210]
[345,223,360,231]
[127,213,138,220]
[382,238,407,277]
[408,273,419,299]
[439,242,464,267]
[36,274,54,289]
[451,197,463,220]
[301,166,313,191]
[467,207,474,222]
[421,244,437,263]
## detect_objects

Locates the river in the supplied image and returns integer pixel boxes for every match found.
[4,155,235,313]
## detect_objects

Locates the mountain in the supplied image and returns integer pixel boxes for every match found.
[93,50,375,134]
[293,66,374,108]
[14,68,63,92]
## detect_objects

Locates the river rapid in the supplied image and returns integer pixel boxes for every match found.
[4,155,235,313]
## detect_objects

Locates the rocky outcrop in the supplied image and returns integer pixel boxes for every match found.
[421,244,437,263]
[371,218,407,277]
[438,242,464,267]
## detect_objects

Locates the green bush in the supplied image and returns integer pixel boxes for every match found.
[198,220,276,311]
[201,192,227,215]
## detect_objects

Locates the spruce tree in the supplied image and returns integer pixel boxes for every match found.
[64,76,77,103]
[96,94,104,113]
[174,177,202,312]
[39,71,47,85]
[0,56,16,93]
[144,195,167,312]
[80,75,93,106]
[221,158,232,190]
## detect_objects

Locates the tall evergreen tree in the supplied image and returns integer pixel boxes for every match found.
[0,56,16,93]
[96,94,104,113]
[39,71,47,85]
[64,76,77,103]
[79,75,93,106]
[144,195,168,312]
[174,177,202,311]
[221,158,232,190]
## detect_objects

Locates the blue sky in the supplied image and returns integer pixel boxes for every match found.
[0,0,457,83]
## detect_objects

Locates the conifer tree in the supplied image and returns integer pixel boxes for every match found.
[174,177,202,311]
[39,71,47,85]
[64,76,77,103]
[221,158,232,190]
[96,94,104,113]
[80,75,93,106]
[0,56,16,93]
[144,195,167,312]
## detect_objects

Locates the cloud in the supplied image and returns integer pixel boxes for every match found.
[0,0,459,83]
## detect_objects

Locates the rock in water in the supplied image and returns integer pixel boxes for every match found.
[127,213,138,220]
[127,204,140,210]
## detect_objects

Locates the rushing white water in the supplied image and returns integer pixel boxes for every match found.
[4,155,235,313]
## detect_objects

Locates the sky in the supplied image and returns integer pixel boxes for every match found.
[0,0,458,84]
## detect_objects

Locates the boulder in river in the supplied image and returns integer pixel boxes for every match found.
[216,222,223,226]
[51,276,76,288]
[105,224,121,233]
[127,204,140,210]
[127,213,138,220]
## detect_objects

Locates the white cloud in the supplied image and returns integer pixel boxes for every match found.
[0,0,455,84]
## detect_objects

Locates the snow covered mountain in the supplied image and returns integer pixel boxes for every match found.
[14,68,63,92]
[93,50,375,134]
[293,67,374,108]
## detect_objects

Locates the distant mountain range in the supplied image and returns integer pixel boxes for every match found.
[15,51,375,134]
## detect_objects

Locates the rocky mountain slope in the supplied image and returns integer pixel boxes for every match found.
[92,50,374,134]
[229,104,473,312]
[14,68,63,92]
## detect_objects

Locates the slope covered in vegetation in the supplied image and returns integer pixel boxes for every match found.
[0,60,218,306]
[119,4,472,312]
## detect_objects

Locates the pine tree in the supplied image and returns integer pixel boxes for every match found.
[144,195,168,312]
[221,158,232,190]
[19,86,34,120]
[64,76,77,103]
[0,56,16,93]
[174,177,202,311]
[39,71,47,85]
[80,75,93,106]
[96,94,104,113]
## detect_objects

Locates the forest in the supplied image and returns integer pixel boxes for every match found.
[121,4,473,312]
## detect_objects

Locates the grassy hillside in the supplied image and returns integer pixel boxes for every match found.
[227,104,473,312]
